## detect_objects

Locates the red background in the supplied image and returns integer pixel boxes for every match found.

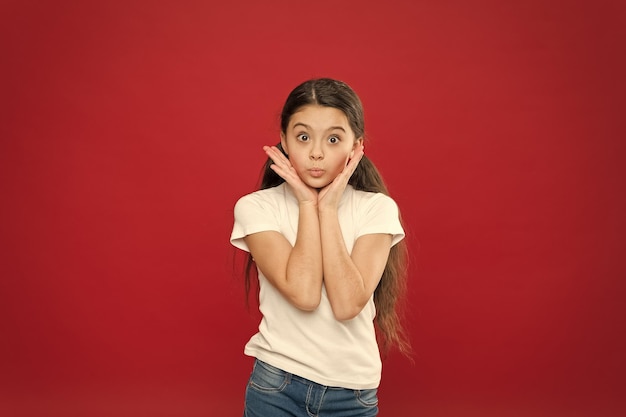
[1,1,625,416]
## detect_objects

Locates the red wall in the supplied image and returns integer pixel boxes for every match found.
[1,1,625,416]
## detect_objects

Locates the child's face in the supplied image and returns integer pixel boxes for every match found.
[280,105,362,189]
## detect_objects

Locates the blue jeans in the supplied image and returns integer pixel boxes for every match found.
[244,359,379,417]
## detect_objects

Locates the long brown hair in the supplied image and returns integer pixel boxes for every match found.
[246,78,411,356]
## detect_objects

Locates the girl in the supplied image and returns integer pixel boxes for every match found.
[230,78,409,416]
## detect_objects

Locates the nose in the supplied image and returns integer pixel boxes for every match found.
[310,143,323,160]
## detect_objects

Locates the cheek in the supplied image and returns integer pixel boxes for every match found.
[330,154,350,173]
[288,154,304,171]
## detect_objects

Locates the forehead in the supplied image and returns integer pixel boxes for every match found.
[288,105,350,130]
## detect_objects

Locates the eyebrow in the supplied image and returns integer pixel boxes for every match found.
[292,122,347,133]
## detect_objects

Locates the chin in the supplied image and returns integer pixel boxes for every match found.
[306,180,332,189]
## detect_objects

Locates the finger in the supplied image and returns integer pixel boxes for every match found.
[264,146,291,168]
[269,162,296,180]
[343,146,365,178]
[264,147,302,185]
[349,144,365,164]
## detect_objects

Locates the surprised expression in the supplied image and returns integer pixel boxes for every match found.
[281,105,363,189]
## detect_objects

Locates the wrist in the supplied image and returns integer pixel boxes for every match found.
[299,200,319,210]
[317,205,338,217]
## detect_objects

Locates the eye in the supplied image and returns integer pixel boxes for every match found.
[328,136,340,144]
[297,134,309,142]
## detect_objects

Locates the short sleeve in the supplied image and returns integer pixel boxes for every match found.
[230,193,281,252]
[357,194,405,247]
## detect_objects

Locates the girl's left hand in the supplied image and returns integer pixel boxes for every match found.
[318,144,365,211]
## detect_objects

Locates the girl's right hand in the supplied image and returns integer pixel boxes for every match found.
[263,146,318,205]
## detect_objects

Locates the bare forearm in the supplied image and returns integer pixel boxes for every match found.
[319,208,366,320]
[285,202,323,309]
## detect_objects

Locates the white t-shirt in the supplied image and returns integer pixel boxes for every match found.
[230,183,405,389]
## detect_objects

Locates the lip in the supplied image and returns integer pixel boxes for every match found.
[308,168,325,178]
